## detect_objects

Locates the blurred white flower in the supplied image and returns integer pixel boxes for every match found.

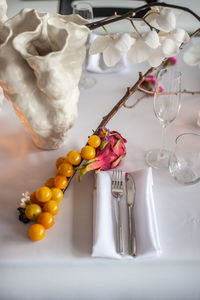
[20,192,30,208]
[183,43,200,66]
[89,33,135,66]
[0,87,4,110]
[145,7,179,33]
[127,30,160,64]
[148,28,190,67]
[89,15,190,69]
[0,0,7,23]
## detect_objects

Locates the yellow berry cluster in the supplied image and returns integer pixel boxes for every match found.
[27,135,101,241]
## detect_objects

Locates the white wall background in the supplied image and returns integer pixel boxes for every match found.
[6,0,59,17]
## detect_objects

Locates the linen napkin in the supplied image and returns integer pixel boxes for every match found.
[86,33,127,74]
[92,168,161,259]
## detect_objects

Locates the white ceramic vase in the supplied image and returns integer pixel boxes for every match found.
[0,8,90,149]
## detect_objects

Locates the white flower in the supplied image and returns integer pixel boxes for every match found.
[89,33,135,66]
[145,7,179,33]
[0,0,7,23]
[127,30,160,64]
[148,28,190,67]
[183,43,200,66]
[0,86,4,110]
[20,191,30,208]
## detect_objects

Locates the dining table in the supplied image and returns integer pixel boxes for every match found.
[1,1,200,299]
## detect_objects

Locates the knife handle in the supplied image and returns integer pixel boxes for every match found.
[128,205,136,256]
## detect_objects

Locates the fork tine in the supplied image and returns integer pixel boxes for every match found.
[116,170,122,189]
[115,170,118,187]
[112,170,116,187]
[119,170,122,188]
[112,169,123,190]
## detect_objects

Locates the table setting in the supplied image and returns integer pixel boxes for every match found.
[92,168,160,259]
[0,0,200,299]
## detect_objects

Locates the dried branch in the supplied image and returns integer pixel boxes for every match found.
[142,18,154,31]
[190,28,200,39]
[123,94,147,108]
[86,2,200,31]
[138,87,200,96]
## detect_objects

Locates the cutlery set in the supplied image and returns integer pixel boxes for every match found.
[111,170,136,256]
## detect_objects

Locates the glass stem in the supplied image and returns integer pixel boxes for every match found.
[159,124,167,158]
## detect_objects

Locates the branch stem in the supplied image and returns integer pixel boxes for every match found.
[97,67,155,128]
[138,87,200,96]
[86,2,200,30]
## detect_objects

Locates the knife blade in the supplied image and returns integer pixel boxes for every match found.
[125,173,136,256]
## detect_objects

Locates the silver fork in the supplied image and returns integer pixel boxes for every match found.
[111,170,124,254]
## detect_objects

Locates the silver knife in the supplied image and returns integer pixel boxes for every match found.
[125,173,136,256]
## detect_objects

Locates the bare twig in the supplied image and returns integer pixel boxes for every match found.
[138,86,200,96]
[190,28,200,38]
[128,18,141,36]
[86,2,200,30]
[142,18,154,31]
[123,94,147,108]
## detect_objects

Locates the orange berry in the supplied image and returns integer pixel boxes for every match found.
[66,150,81,166]
[25,204,42,221]
[30,191,36,202]
[88,135,101,148]
[57,162,74,177]
[35,186,52,203]
[56,156,67,168]
[45,177,55,188]
[28,224,45,241]
[30,192,44,207]
[81,145,96,160]
[54,176,68,190]
[51,187,63,202]
[43,200,59,216]
[37,212,55,229]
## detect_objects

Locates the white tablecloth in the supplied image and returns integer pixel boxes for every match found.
[0,32,200,299]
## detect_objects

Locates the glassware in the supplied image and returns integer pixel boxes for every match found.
[145,69,182,169]
[197,111,200,127]
[169,133,200,184]
[73,2,96,89]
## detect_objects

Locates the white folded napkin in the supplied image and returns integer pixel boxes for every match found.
[92,168,161,259]
[86,33,127,74]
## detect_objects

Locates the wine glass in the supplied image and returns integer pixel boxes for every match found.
[145,68,182,169]
[73,2,96,89]
[169,133,200,185]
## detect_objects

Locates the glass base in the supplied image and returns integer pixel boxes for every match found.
[145,149,170,169]
[79,75,96,89]
[169,153,200,185]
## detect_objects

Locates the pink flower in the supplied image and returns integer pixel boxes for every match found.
[157,84,164,93]
[78,131,127,180]
[166,57,177,66]
[144,75,157,84]
[140,75,157,91]
[152,83,164,92]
